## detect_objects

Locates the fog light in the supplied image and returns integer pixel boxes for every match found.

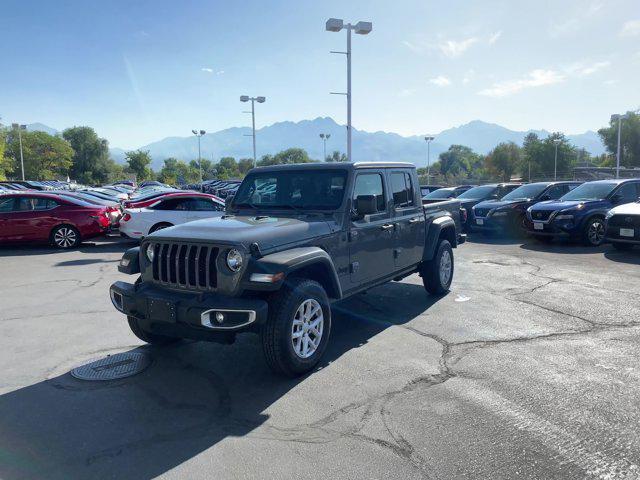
[215,312,225,324]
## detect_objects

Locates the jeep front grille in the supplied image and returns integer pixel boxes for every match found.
[150,242,218,290]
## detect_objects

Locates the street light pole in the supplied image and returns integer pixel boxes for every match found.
[424,136,434,185]
[12,123,26,180]
[326,18,372,163]
[240,96,266,168]
[615,114,623,179]
[319,133,331,161]
[553,139,560,181]
[192,129,206,191]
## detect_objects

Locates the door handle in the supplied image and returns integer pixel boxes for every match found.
[380,224,394,231]
[409,217,422,224]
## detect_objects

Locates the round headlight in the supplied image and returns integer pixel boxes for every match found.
[226,248,243,272]
[146,243,155,262]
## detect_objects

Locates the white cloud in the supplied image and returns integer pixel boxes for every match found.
[603,79,618,86]
[462,69,475,85]
[488,31,502,45]
[402,40,423,54]
[201,67,214,73]
[478,69,565,97]
[216,70,225,75]
[620,20,640,37]
[565,61,611,77]
[397,88,416,97]
[438,37,478,58]
[429,76,451,87]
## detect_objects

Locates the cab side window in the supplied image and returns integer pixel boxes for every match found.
[545,185,566,200]
[353,173,386,213]
[0,198,15,212]
[390,172,415,208]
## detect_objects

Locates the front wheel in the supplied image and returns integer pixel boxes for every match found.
[421,239,454,295]
[262,278,331,377]
[582,217,605,246]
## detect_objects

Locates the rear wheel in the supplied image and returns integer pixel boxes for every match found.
[582,217,605,246]
[421,239,454,295]
[127,316,180,345]
[51,225,81,249]
[612,242,633,251]
[149,222,173,234]
[261,278,331,377]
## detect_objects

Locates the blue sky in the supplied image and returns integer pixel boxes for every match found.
[1,0,638,149]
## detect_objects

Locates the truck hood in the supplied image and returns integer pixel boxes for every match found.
[531,199,606,211]
[147,214,334,252]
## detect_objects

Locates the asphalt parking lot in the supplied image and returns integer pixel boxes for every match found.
[1,235,639,480]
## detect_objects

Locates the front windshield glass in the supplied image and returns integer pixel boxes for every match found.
[233,169,347,210]
[560,182,616,201]
[424,188,454,199]
[501,183,548,201]
[457,185,495,199]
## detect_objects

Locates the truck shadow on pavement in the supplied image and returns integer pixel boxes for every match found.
[0,282,440,480]
[0,237,137,257]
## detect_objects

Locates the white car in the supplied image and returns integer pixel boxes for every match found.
[119,193,225,239]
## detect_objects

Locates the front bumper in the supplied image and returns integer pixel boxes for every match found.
[110,281,268,341]
[472,214,510,232]
[523,217,575,238]
[605,226,640,245]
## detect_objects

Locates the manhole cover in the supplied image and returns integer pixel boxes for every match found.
[71,352,152,381]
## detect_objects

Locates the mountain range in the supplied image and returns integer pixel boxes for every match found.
[27,118,606,170]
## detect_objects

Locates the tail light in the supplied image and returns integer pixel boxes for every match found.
[122,213,131,222]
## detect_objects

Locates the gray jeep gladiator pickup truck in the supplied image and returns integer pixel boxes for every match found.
[110,162,465,376]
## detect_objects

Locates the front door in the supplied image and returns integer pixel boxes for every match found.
[389,170,425,269]
[349,170,396,284]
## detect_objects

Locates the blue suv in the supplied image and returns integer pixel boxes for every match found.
[525,179,640,246]
[472,181,581,235]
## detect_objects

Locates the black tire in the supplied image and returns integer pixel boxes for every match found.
[261,278,331,377]
[50,224,81,249]
[127,316,180,345]
[149,222,173,234]
[612,242,633,251]
[421,239,454,295]
[581,217,606,246]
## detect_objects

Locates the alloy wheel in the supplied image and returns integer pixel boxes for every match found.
[54,227,77,248]
[439,249,452,286]
[588,219,605,245]
[291,299,324,359]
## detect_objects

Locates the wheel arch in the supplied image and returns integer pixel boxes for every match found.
[424,216,457,261]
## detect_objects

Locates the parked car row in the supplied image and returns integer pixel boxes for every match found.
[459,178,640,250]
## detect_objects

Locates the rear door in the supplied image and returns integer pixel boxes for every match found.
[349,170,396,284]
[390,170,425,269]
[0,197,17,241]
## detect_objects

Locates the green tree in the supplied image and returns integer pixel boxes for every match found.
[62,126,112,184]
[125,150,153,181]
[258,148,314,166]
[326,150,348,162]
[0,128,11,180]
[437,145,480,179]
[238,158,254,175]
[5,130,73,179]
[485,142,521,181]
[522,133,576,179]
[597,111,640,167]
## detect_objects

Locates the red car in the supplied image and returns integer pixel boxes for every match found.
[123,191,222,209]
[0,193,111,248]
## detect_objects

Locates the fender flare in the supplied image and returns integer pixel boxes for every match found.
[423,216,457,261]
[249,246,342,299]
[118,246,141,274]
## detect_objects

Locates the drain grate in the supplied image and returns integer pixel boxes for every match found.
[71,352,152,381]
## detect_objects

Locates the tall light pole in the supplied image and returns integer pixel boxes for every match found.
[319,133,331,161]
[11,123,27,180]
[240,95,266,167]
[424,136,434,185]
[326,18,372,163]
[192,129,205,191]
[612,113,629,179]
[553,138,561,181]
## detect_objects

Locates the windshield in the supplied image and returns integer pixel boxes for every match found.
[560,182,617,201]
[424,188,454,199]
[501,183,548,201]
[457,185,496,199]
[233,169,347,210]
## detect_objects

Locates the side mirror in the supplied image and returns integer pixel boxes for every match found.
[353,195,378,219]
